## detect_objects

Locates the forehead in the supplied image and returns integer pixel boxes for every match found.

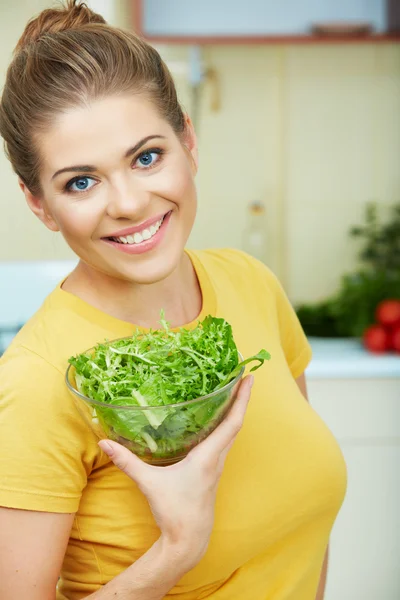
[38,95,170,174]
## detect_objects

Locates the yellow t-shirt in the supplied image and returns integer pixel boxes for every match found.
[0,248,347,600]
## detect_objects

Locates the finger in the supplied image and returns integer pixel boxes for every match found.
[192,375,253,458]
[98,440,148,481]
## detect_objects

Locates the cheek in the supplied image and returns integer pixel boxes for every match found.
[155,159,196,206]
[55,200,103,241]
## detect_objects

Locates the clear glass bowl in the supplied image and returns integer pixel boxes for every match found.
[65,351,244,466]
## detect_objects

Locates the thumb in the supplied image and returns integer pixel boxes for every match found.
[98,440,147,481]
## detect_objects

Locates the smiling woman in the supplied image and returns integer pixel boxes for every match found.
[23,91,198,290]
[0,2,346,600]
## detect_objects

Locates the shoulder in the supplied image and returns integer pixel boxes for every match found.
[4,288,68,370]
[189,247,280,291]
[190,248,312,378]
[0,342,58,384]
[4,287,108,374]
[0,344,91,444]
[0,302,99,460]
[0,346,72,441]
[190,247,263,270]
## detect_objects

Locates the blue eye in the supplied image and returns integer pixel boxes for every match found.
[66,176,96,193]
[136,150,161,169]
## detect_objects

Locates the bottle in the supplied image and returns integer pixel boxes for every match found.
[242,201,268,263]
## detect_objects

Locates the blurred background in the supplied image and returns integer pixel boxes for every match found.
[1,1,399,599]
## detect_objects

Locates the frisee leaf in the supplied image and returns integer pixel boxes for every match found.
[215,349,272,389]
[69,313,271,455]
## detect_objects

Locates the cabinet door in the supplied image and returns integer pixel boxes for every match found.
[326,444,400,600]
[141,0,386,37]
[308,379,400,599]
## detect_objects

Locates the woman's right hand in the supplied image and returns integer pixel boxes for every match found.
[98,374,254,571]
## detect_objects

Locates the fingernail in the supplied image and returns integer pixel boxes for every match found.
[98,440,114,457]
[248,375,254,389]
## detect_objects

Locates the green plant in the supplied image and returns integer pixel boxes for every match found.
[296,202,400,338]
[329,270,400,337]
[295,301,343,338]
[350,203,400,273]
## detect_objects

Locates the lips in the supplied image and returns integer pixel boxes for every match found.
[109,214,166,245]
[101,210,172,255]
[103,211,170,240]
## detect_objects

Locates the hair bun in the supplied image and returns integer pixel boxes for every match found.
[16,0,105,51]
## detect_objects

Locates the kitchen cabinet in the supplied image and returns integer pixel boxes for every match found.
[135,0,398,44]
[307,339,400,599]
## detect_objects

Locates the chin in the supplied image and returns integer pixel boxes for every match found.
[120,263,176,286]
[104,244,185,286]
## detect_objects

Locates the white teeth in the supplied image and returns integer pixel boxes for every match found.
[113,215,166,245]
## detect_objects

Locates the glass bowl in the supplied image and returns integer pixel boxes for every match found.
[65,351,244,466]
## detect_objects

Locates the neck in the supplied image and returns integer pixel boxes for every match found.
[62,252,202,329]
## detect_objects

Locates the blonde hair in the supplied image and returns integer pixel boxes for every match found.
[0,0,185,195]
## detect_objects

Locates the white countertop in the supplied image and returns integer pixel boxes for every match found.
[307,338,400,379]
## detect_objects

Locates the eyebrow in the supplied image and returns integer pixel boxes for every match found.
[51,134,167,180]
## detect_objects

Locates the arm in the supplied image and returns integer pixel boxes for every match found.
[315,547,329,600]
[0,508,73,600]
[0,508,192,600]
[295,372,329,600]
[87,536,192,600]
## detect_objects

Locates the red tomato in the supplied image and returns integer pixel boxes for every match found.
[390,326,400,354]
[363,325,391,354]
[375,299,400,329]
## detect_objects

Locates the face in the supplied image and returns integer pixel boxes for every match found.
[25,95,198,285]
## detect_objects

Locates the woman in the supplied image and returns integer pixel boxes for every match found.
[0,2,347,599]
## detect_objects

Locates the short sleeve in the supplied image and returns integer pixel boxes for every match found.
[0,346,99,513]
[267,271,312,379]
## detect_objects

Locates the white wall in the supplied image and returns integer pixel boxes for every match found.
[164,43,400,302]
[1,2,399,304]
[0,0,75,261]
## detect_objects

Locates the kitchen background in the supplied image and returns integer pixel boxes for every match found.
[1,1,399,599]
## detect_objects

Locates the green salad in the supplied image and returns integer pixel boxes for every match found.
[68,313,271,458]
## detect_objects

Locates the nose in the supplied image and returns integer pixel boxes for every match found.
[106,177,150,221]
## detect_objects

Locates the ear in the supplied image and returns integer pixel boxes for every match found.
[19,180,59,232]
[182,115,199,173]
